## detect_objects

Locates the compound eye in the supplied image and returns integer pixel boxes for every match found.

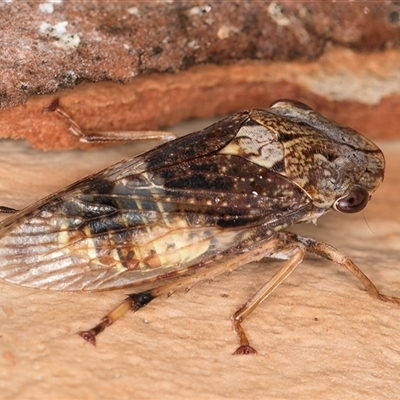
[334,186,370,214]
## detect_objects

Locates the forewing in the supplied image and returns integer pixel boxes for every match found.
[0,113,312,291]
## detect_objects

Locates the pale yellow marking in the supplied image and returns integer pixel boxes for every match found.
[273,223,288,231]
[134,196,158,267]
[313,153,329,163]
[58,221,71,247]
[83,226,99,261]
[156,199,165,213]
[218,140,242,156]
[171,231,210,264]
[135,199,143,210]
[218,124,284,169]
[150,235,181,267]
[292,176,308,187]
[111,248,126,272]
[137,213,213,270]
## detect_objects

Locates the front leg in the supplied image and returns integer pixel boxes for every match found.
[232,231,400,355]
[232,246,306,355]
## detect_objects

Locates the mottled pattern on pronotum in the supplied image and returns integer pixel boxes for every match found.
[0,100,398,354]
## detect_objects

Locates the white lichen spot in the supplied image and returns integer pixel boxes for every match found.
[217,25,238,40]
[127,6,139,16]
[39,21,80,52]
[268,2,291,26]
[187,40,200,50]
[187,5,211,16]
[39,3,54,13]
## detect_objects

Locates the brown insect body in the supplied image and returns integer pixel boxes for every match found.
[0,100,393,354]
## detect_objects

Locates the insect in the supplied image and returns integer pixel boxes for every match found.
[0,99,398,355]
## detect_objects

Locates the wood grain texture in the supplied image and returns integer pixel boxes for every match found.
[0,119,399,399]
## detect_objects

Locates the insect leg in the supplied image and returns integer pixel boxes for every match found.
[79,296,135,344]
[78,261,245,345]
[293,233,400,305]
[44,98,177,143]
[78,235,289,345]
[232,231,400,355]
[232,243,306,355]
[232,232,400,355]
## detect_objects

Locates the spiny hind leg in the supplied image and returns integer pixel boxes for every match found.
[79,234,288,345]
[44,98,177,144]
[79,291,155,344]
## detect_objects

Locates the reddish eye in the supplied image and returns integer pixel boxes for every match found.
[334,186,370,213]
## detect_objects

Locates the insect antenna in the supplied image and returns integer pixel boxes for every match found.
[362,212,377,236]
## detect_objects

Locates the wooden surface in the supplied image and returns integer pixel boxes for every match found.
[1,122,400,399]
